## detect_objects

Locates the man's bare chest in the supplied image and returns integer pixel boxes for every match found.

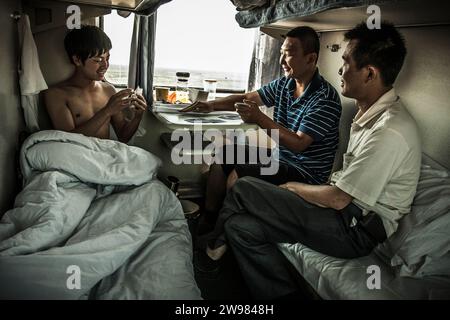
[66,92,110,124]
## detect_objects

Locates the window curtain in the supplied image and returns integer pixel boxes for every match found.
[128,13,157,105]
[247,30,283,116]
[134,0,172,16]
[126,12,157,143]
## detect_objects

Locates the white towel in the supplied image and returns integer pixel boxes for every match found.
[18,14,48,132]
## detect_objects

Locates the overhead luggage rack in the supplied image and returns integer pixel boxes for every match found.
[234,0,450,38]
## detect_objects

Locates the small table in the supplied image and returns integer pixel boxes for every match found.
[154,109,260,157]
[152,109,258,131]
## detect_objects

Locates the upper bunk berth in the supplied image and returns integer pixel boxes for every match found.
[37,0,170,15]
[232,0,450,37]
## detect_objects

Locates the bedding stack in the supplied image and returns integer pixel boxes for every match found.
[0,130,201,300]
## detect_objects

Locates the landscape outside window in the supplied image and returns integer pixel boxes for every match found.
[103,0,256,92]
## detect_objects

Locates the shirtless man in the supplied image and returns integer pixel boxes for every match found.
[44,25,146,143]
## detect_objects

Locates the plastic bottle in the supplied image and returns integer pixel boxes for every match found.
[176,72,190,103]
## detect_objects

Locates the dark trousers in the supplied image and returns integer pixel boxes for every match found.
[214,177,386,299]
[220,144,307,185]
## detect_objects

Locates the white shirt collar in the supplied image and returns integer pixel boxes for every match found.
[353,88,399,129]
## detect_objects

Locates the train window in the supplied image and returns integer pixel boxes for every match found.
[102,12,134,86]
[103,0,255,92]
[154,0,255,92]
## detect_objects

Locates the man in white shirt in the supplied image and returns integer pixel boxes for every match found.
[206,22,421,299]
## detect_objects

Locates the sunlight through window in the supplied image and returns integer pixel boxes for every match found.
[103,1,256,92]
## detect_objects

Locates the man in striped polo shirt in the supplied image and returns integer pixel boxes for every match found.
[257,68,341,185]
[186,27,342,275]
[183,26,341,237]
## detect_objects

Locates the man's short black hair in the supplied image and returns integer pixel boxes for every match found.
[285,26,320,62]
[64,25,112,64]
[344,22,407,86]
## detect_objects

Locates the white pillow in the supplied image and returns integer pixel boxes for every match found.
[392,212,450,277]
[406,166,450,224]
[379,165,450,276]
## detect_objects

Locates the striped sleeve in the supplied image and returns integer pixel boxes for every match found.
[257,78,282,107]
[298,99,341,141]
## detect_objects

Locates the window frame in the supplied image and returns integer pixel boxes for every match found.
[101,15,250,94]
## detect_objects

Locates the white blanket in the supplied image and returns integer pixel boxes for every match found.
[0,130,201,299]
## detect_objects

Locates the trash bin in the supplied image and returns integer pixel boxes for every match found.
[180,199,200,239]
[165,176,201,237]
[180,199,200,220]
